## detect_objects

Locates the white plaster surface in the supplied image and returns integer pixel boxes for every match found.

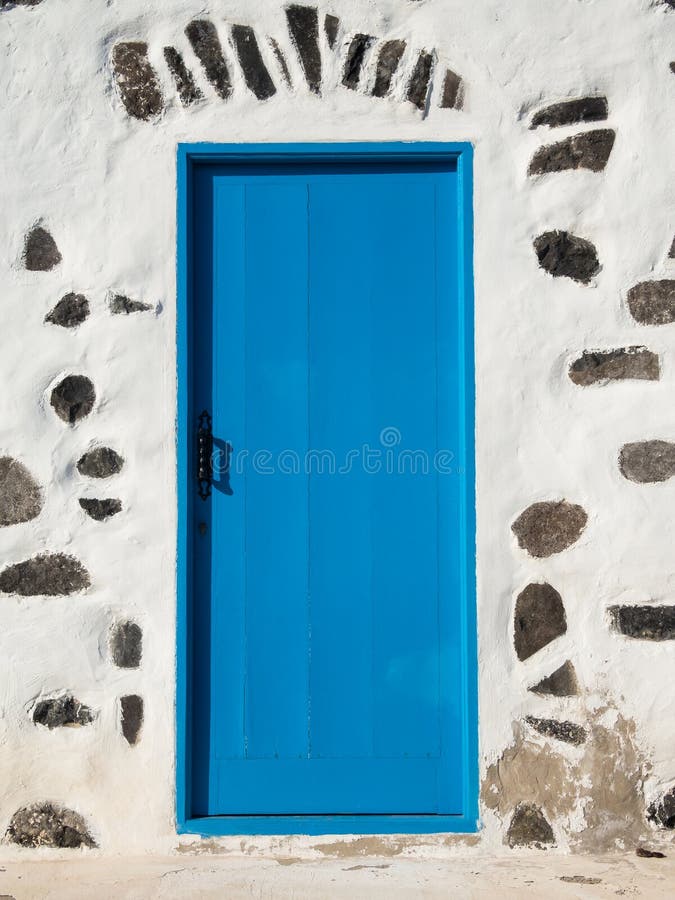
[0,0,673,858]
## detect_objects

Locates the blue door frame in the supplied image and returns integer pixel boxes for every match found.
[176,142,477,836]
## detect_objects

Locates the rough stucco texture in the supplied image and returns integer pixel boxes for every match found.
[0,0,674,859]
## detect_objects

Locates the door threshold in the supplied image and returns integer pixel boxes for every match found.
[180,815,479,837]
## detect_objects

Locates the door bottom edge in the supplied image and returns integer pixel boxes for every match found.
[179,814,480,837]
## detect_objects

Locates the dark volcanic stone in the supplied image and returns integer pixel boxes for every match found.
[109,294,152,314]
[528,129,615,175]
[1,1,45,6]
[77,447,124,479]
[619,440,675,483]
[79,498,122,521]
[514,583,567,662]
[407,50,434,111]
[112,42,163,121]
[609,605,675,641]
[648,787,675,829]
[45,293,89,328]
[512,501,588,558]
[530,96,608,129]
[163,47,203,106]
[440,68,463,109]
[185,20,232,100]
[269,38,292,87]
[120,694,144,745]
[507,804,554,848]
[372,40,406,98]
[342,33,374,90]
[569,347,660,386]
[111,620,142,668]
[0,457,42,526]
[529,661,579,697]
[50,375,95,424]
[525,716,587,745]
[534,230,600,284]
[6,803,96,849]
[636,847,666,858]
[231,25,276,101]
[286,5,321,95]
[627,280,675,325]
[324,13,339,49]
[670,235,675,258]
[23,225,61,271]
[671,62,675,75]
[33,695,94,729]
[0,553,90,596]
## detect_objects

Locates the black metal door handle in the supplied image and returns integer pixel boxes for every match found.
[197,410,213,500]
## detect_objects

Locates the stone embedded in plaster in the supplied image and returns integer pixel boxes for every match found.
[372,40,406,98]
[23,225,61,272]
[627,280,675,325]
[163,47,203,106]
[286,5,321,95]
[525,716,587,746]
[528,129,615,176]
[79,498,122,521]
[268,38,292,87]
[185,20,232,101]
[6,803,96,849]
[530,96,608,129]
[342,34,375,91]
[483,708,649,853]
[407,50,434,111]
[110,620,142,668]
[32,695,94,729]
[636,847,666,858]
[670,235,675,258]
[0,457,42,527]
[609,605,675,641]
[506,803,555,848]
[1,0,45,7]
[324,14,339,50]
[514,583,567,661]
[529,660,579,697]
[619,440,675,483]
[569,348,660,386]
[533,230,600,284]
[231,25,276,101]
[120,694,143,745]
[77,447,124,479]
[50,375,95,424]
[671,62,675,75]
[0,553,90,597]
[45,292,89,328]
[109,293,152,315]
[511,501,588,558]
[111,42,163,121]
[648,787,675,829]
[440,68,463,109]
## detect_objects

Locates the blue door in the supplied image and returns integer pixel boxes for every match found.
[183,144,476,834]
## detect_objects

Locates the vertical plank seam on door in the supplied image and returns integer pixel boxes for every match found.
[243,184,249,760]
[306,181,312,760]
[433,182,442,774]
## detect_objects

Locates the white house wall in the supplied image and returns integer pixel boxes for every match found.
[0,0,674,857]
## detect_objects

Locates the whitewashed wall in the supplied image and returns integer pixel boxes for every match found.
[0,0,673,857]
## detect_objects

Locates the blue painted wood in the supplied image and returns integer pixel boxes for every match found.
[176,143,477,835]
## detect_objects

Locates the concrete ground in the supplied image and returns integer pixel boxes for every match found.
[0,852,673,899]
